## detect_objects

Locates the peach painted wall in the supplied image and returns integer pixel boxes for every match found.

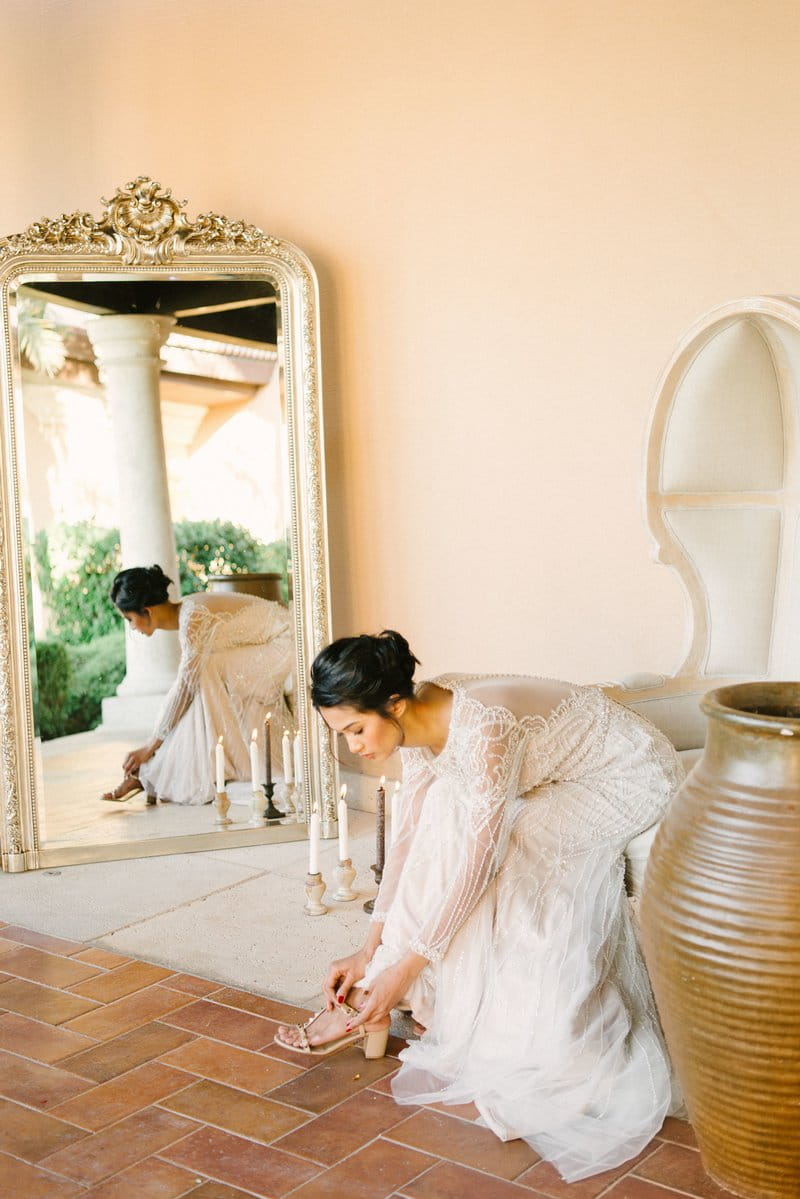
[3,0,800,683]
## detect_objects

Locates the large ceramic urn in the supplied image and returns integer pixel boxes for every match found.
[640,682,800,1199]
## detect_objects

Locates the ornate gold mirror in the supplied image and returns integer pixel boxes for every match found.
[0,178,339,871]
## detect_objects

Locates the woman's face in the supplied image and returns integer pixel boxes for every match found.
[318,703,403,763]
[119,607,154,636]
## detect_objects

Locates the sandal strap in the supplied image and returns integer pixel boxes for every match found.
[289,1002,361,1053]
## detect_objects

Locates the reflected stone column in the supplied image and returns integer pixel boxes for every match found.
[87,314,181,729]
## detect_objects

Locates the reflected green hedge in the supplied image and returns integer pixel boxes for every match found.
[35,631,126,741]
[35,640,72,740]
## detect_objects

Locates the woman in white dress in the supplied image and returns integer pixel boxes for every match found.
[276,630,684,1182]
[102,564,293,805]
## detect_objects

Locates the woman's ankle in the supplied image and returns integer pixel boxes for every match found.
[335,988,390,1033]
[336,985,365,1010]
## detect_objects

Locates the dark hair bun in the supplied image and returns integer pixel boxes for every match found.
[110,564,173,612]
[310,629,420,714]
[373,630,417,687]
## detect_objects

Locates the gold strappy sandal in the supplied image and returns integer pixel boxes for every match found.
[101,777,144,802]
[274,1001,389,1059]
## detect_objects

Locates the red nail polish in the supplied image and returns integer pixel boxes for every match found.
[337,995,343,1004]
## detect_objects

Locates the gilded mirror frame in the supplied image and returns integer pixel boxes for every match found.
[0,177,338,871]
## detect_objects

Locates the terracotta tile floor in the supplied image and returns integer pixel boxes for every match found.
[0,921,712,1199]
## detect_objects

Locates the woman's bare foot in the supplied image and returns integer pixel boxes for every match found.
[277,986,389,1050]
[277,1004,351,1050]
[101,776,143,802]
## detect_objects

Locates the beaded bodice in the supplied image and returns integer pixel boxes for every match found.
[373,674,682,961]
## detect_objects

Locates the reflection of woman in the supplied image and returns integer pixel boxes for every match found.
[277,631,684,1182]
[103,565,292,805]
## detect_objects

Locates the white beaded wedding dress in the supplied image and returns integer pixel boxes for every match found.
[363,674,684,1182]
[138,591,293,805]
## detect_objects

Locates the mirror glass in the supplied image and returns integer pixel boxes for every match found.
[0,180,338,873]
[13,272,305,852]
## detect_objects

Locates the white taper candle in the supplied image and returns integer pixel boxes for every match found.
[282,729,294,783]
[309,810,321,874]
[249,729,259,788]
[215,736,225,793]
[293,731,303,787]
[338,784,349,860]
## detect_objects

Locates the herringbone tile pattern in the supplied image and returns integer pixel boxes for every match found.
[0,921,712,1198]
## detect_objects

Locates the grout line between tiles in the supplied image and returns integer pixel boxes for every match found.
[0,1024,103,1060]
[266,1098,417,1167]
[173,1183,206,1199]
[152,1079,421,1185]
[47,1114,206,1184]
[0,974,106,1008]
[151,1095,318,1160]
[154,1155,267,1199]
[143,1026,299,1067]
[588,1141,674,1199]
[627,1175,711,1199]
[160,981,228,1000]
[48,1065,202,1125]
[0,1146,98,1189]
[0,1085,93,1125]
[0,941,112,975]
[158,1132,327,1198]
[380,1127,537,1190]
[273,1123,445,1198]
[157,1078,318,1121]
[656,1132,700,1151]
[42,1147,206,1199]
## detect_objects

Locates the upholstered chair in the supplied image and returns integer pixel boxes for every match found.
[610,296,800,895]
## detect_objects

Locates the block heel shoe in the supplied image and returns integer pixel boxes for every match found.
[274,1001,389,1059]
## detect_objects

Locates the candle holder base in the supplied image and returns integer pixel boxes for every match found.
[363,862,383,913]
[249,789,266,826]
[332,858,357,901]
[304,871,328,916]
[279,782,299,823]
[262,781,283,822]
[214,789,232,827]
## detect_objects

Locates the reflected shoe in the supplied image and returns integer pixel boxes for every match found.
[274,1002,389,1059]
[101,778,144,802]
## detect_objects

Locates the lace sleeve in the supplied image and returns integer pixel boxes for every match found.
[370,752,432,925]
[152,601,218,741]
[409,701,526,963]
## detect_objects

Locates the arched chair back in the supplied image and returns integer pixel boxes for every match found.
[608,295,800,753]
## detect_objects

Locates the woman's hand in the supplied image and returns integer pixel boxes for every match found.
[122,740,161,776]
[345,951,428,1031]
[322,921,385,1009]
[322,947,373,1009]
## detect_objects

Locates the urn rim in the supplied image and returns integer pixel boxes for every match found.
[702,681,800,735]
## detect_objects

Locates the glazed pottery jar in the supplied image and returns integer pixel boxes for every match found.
[640,682,800,1199]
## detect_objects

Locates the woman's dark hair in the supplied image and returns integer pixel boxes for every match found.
[310,630,420,716]
[110,565,173,613]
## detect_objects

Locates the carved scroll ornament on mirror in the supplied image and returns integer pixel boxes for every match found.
[0,178,338,871]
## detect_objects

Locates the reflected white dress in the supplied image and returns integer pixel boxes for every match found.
[138,591,293,805]
[362,674,684,1182]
